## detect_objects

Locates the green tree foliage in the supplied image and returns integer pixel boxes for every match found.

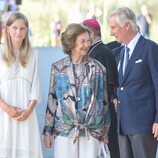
[20,0,53,46]
[20,0,158,46]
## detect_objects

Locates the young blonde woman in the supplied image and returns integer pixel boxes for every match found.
[0,12,43,158]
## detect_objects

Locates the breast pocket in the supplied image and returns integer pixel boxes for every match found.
[130,61,147,80]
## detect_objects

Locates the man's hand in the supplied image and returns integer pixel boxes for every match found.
[112,98,120,111]
[152,123,158,140]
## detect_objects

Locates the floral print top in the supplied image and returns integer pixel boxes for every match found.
[43,56,110,142]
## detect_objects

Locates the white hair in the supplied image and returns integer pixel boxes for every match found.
[108,7,138,30]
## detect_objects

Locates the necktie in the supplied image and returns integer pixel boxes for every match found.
[123,46,130,75]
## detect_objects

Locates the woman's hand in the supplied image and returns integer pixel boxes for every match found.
[101,124,110,144]
[100,134,109,144]
[44,134,53,148]
[6,105,22,118]
[0,99,21,118]
[15,108,33,121]
[15,100,37,121]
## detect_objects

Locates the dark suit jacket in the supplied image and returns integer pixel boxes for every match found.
[88,40,118,99]
[112,46,124,66]
[88,41,121,158]
[107,41,121,51]
[117,35,158,135]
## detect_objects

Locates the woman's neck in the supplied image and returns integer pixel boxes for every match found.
[71,55,85,64]
[13,47,21,59]
[12,42,22,59]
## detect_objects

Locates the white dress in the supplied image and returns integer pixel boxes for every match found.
[0,46,43,158]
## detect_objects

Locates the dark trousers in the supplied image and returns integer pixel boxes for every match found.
[108,103,120,158]
[118,133,157,158]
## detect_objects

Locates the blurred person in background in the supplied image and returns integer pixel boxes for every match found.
[0,12,43,158]
[0,0,20,43]
[0,0,7,43]
[137,4,152,38]
[53,20,63,46]
[108,7,158,158]
[43,23,110,158]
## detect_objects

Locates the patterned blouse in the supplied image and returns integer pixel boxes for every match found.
[43,56,110,142]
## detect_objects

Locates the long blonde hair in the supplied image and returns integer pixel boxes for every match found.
[3,12,32,67]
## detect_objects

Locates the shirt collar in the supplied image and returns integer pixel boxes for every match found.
[126,33,141,58]
[91,40,102,46]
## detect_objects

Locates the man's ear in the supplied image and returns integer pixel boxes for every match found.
[125,21,130,30]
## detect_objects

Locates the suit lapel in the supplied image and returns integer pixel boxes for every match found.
[122,36,145,84]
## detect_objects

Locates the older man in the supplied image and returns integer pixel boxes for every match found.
[108,7,158,158]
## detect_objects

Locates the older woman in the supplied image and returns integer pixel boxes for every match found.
[43,23,110,158]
